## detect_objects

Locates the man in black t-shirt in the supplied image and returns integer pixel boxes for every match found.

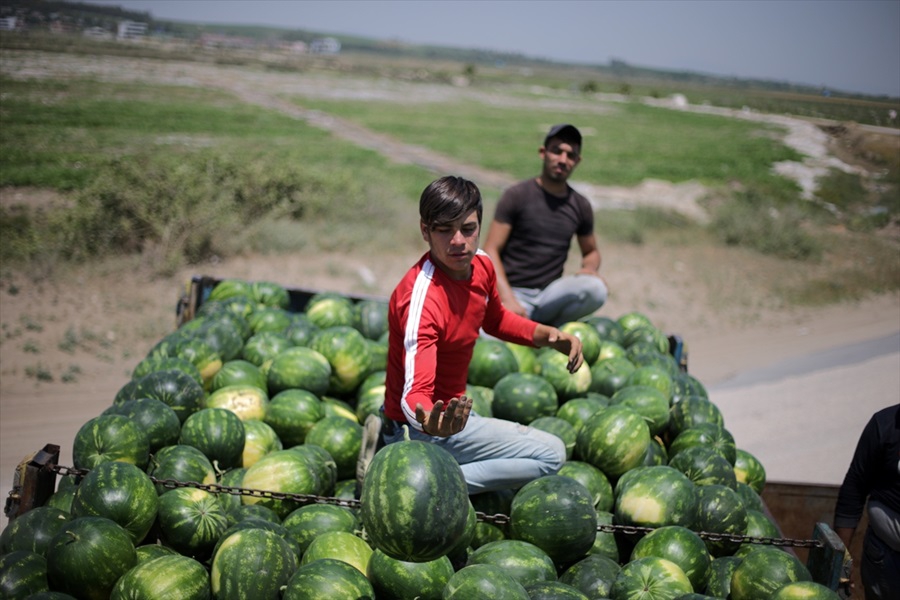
[483,124,607,327]
[834,403,900,600]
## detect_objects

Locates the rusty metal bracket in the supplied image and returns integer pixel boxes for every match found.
[3,444,60,521]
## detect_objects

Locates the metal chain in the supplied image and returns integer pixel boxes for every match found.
[53,464,823,549]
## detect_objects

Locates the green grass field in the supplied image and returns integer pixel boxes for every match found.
[0,45,897,304]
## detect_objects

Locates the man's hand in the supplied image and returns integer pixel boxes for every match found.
[544,328,584,373]
[415,396,473,437]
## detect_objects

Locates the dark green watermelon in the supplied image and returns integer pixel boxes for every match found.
[509,475,598,567]
[282,557,374,600]
[210,527,298,599]
[360,439,469,562]
[492,372,559,425]
[468,338,519,388]
[70,461,159,545]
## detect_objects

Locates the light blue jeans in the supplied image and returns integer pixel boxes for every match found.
[514,274,608,327]
[382,413,567,495]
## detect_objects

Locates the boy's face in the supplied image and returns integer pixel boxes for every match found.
[420,209,480,280]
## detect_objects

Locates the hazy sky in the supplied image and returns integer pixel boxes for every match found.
[81,0,900,97]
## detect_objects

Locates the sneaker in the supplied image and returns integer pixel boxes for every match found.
[355,414,382,499]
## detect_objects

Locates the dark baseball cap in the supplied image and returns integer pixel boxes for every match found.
[544,124,582,147]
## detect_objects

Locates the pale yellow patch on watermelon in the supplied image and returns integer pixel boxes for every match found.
[619,494,665,523]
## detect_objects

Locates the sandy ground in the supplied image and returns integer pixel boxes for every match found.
[1,50,899,540]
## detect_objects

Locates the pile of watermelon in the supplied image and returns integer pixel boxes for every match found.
[0,278,840,600]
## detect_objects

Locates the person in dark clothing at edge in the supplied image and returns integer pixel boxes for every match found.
[482,124,608,327]
[833,403,900,599]
[355,175,584,498]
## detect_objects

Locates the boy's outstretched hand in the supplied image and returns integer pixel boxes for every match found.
[535,325,584,373]
[415,396,473,437]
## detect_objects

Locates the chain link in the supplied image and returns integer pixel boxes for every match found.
[53,464,823,549]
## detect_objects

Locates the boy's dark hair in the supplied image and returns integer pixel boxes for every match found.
[419,176,483,229]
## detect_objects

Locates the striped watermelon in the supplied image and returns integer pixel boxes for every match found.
[301,531,372,575]
[443,564,530,599]
[210,528,298,599]
[556,395,609,433]
[642,436,669,466]
[241,449,320,518]
[526,580,594,599]
[467,539,557,588]
[304,293,356,329]
[203,384,269,422]
[560,321,603,365]
[283,313,319,347]
[669,373,709,404]
[610,385,671,436]
[241,331,292,367]
[506,341,537,374]
[694,484,749,557]
[468,338,520,388]
[581,315,625,343]
[537,348,592,401]
[110,555,210,600]
[282,503,359,555]
[367,549,454,600]
[771,581,841,599]
[134,543,180,564]
[309,325,372,395]
[704,555,742,598]
[241,419,283,468]
[630,525,711,592]
[734,449,767,494]
[147,337,223,385]
[178,407,246,469]
[248,306,293,334]
[156,487,230,560]
[360,439,469,562]
[556,460,614,512]
[668,423,737,465]
[624,364,673,400]
[70,461,159,545]
[288,443,337,496]
[0,506,71,556]
[576,405,651,478]
[614,466,698,530]
[304,416,362,480]
[266,346,332,397]
[46,517,137,600]
[208,279,253,303]
[667,445,738,489]
[589,356,636,397]
[509,475,598,567]
[103,398,181,454]
[131,354,203,385]
[668,396,724,438]
[610,556,693,600]
[264,389,324,446]
[131,368,205,423]
[558,554,621,599]
[209,359,267,392]
[283,557,374,600]
[72,414,150,471]
[250,280,291,309]
[179,314,245,361]
[730,547,812,600]
[353,298,389,340]
[0,550,49,598]
[492,372,559,425]
[147,444,216,495]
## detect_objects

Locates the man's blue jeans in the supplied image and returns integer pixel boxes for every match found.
[514,274,608,327]
[382,413,567,495]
